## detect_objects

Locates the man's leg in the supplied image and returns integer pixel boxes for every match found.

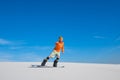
[53,53,60,67]
[53,57,60,67]
[41,50,55,66]
[41,56,50,66]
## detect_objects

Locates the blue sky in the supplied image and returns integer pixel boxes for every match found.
[0,0,120,64]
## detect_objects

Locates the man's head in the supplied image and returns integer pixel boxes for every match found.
[59,36,63,42]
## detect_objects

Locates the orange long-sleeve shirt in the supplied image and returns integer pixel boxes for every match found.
[54,41,64,52]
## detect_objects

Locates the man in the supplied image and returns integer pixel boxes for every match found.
[41,36,64,67]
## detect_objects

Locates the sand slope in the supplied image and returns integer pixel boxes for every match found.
[0,62,120,80]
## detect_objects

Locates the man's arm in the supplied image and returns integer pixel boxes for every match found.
[62,43,64,53]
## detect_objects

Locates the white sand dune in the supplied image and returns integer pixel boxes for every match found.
[0,62,120,80]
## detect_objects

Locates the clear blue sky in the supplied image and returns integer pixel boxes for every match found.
[0,0,120,64]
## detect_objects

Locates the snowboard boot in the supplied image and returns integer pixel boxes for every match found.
[41,57,49,66]
[53,58,59,67]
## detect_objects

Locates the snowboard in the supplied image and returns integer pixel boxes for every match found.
[30,65,64,68]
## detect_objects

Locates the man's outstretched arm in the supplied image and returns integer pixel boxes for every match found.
[62,43,64,53]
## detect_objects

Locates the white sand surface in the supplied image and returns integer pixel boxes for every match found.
[0,62,120,80]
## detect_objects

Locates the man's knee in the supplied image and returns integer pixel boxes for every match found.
[55,57,59,62]
[56,57,59,60]
[45,56,50,60]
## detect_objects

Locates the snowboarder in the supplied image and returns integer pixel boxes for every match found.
[41,36,64,67]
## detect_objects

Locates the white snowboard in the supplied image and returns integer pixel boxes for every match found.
[30,65,64,68]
